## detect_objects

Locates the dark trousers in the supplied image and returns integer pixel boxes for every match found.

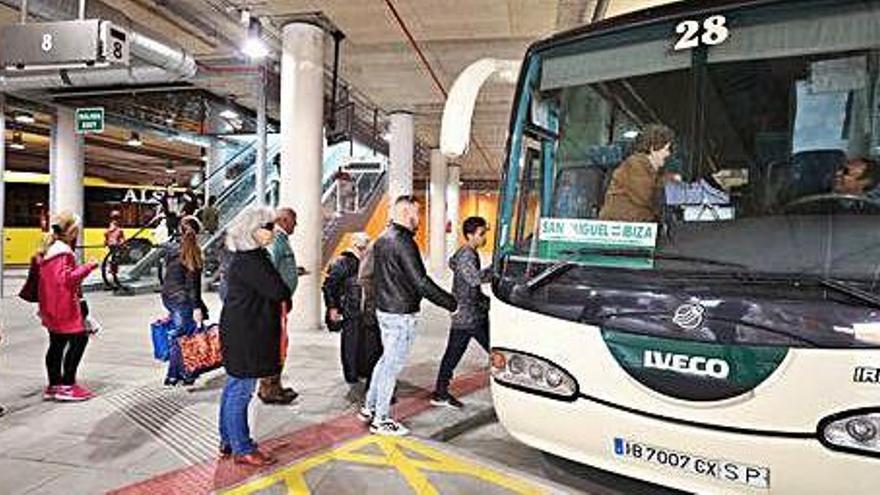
[46,333,89,386]
[341,316,361,383]
[434,321,490,396]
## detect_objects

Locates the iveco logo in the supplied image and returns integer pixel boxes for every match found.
[672,303,705,330]
[643,350,731,379]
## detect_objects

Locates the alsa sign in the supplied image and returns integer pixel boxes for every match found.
[121,189,167,204]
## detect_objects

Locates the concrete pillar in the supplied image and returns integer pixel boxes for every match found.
[429,149,447,275]
[446,164,461,254]
[0,94,6,297]
[52,106,85,258]
[388,111,414,201]
[279,22,324,331]
[255,67,268,206]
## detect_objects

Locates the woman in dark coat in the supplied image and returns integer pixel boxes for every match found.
[218,206,291,467]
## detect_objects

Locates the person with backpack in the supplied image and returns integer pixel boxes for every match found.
[161,215,208,386]
[323,232,370,385]
[37,212,98,401]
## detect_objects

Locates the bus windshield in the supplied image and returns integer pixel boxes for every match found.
[498,0,880,288]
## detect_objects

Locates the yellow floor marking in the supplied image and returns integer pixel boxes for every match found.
[222,435,547,495]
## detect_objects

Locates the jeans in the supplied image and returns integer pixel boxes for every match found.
[219,375,257,455]
[435,321,490,396]
[45,332,89,386]
[365,311,417,422]
[162,297,197,382]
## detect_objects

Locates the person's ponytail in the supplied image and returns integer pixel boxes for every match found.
[179,216,203,272]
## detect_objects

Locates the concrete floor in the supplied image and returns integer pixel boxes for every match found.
[0,270,590,495]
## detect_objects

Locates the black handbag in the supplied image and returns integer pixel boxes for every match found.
[18,255,41,303]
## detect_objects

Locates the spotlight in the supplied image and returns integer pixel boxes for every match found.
[220,108,239,120]
[126,131,142,147]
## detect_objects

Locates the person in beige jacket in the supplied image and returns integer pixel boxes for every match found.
[599,125,675,222]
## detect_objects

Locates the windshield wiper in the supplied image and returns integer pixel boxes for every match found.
[524,260,576,292]
[602,310,820,347]
[817,278,880,309]
[679,272,880,310]
[558,247,748,269]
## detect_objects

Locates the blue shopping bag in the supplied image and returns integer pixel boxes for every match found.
[150,317,173,361]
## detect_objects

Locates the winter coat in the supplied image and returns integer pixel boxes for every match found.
[322,250,362,318]
[37,241,97,334]
[161,242,208,316]
[220,248,292,378]
[269,230,299,293]
[358,243,378,327]
[599,153,663,222]
[449,245,492,329]
[373,223,457,314]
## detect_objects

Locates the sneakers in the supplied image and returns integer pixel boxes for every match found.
[369,418,410,437]
[430,393,464,409]
[357,405,374,423]
[54,384,93,402]
[43,385,58,401]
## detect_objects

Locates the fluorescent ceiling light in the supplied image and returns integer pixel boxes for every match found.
[242,37,269,59]
[14,112,35,124]
[622,130,639,139]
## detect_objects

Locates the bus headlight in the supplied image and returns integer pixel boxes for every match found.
[820,411,880,455]
[490,349,578,400]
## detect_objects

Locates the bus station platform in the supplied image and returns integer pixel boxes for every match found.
[0,276,579,495]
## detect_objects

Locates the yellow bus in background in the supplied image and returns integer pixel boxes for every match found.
[3,171,168,265]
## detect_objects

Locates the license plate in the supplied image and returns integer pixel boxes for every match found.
[613,437,770,489]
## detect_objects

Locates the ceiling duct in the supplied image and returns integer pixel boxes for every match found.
[0,0,197,90]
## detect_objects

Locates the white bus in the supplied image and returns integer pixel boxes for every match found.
[487,0,880,493]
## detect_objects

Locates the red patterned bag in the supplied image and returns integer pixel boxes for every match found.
[179,324,222,374]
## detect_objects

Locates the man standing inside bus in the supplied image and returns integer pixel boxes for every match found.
[431,216,492,409]
[361,195,457,436]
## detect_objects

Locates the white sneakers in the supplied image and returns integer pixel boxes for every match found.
[359,404,410,436]
[369,418,410,437]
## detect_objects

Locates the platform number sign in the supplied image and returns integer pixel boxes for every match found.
[673,15,729,51]
[41,33,53,53]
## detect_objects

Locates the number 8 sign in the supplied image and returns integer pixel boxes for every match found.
[674,15,730,51]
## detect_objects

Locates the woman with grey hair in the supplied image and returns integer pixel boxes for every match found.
[218,206,291,466]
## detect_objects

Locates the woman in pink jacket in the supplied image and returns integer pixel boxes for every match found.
[38,212,98,402]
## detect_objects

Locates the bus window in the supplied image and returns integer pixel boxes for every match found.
[5,182,48,228]
[507,138,544,256]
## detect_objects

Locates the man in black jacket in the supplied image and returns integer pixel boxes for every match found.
[361,195,457,436]
[323,232,371,385]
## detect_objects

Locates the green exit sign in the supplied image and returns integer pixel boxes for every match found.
[75,107,104,134]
